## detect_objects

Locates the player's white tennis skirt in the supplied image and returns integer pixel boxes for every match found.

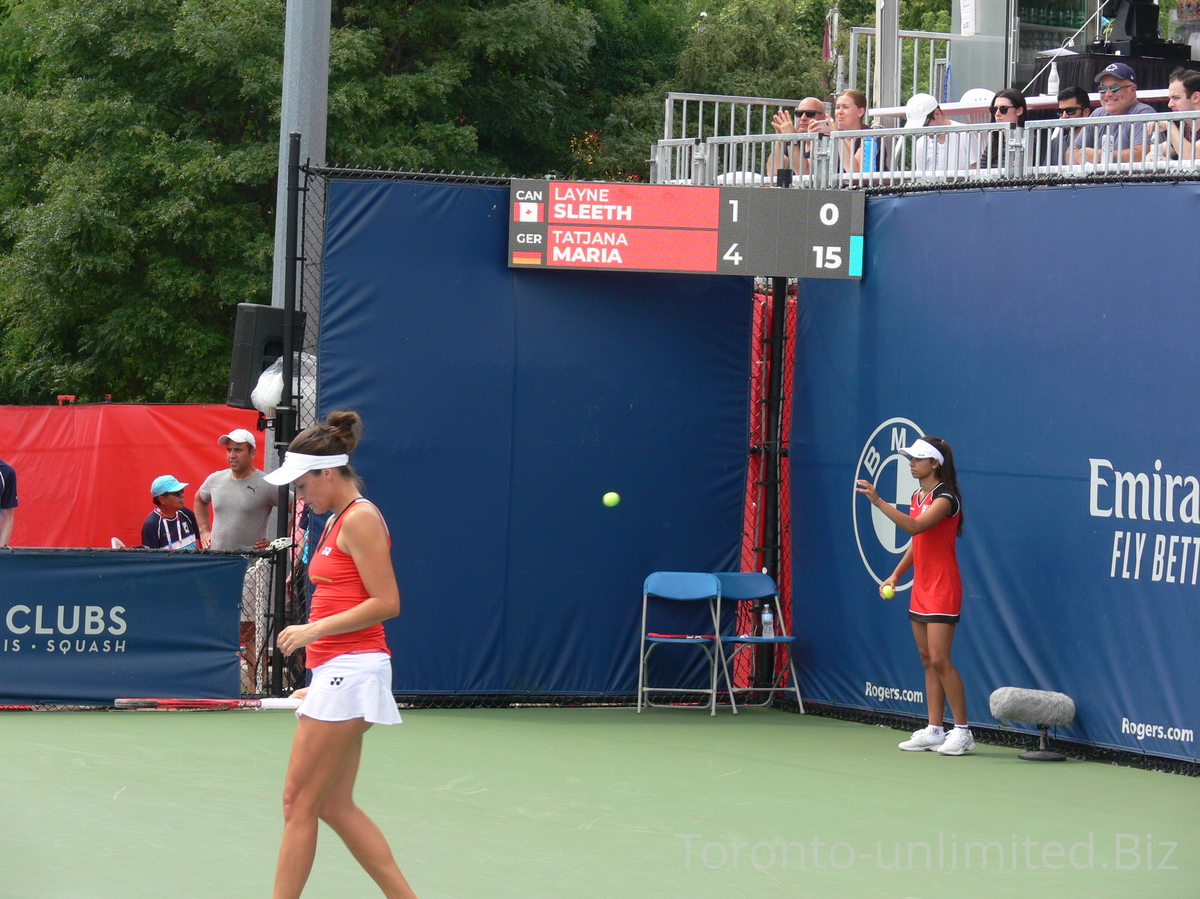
[297,651,402,725]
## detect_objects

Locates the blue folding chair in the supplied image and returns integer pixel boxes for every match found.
[715,571,804,713]
[637,571,725,716]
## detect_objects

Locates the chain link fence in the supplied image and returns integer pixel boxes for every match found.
[240,547,308,695]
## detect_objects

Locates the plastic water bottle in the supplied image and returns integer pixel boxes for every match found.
[761,604,775,639]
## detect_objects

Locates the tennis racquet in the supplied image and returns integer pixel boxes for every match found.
[114,697,302,710]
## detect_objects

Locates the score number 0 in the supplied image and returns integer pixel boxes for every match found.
[721,200,845,269]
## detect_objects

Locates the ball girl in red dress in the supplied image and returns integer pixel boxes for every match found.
[857,436,974,756]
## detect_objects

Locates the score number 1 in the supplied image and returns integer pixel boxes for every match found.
[813,202,842,270]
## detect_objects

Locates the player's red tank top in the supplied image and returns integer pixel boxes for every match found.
[305,498,391,668]
[909,483,962,617]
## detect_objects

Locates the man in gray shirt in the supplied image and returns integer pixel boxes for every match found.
[196,428,277,551]
[1073,62,1155,163]
[196,427,278,689]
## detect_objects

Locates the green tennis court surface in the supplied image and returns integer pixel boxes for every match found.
[2,707,1196,898]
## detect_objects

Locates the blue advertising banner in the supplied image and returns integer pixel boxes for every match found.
[0,551,247,703]
[791,183,1200,761]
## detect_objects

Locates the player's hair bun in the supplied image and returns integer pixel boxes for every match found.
[324,410,363,454]
[288,409,364,457]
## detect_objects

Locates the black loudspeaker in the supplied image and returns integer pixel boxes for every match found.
[226,303,306,410]
[1102,0,1160,41]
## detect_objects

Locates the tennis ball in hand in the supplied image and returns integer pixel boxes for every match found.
[881,584,895,599]
[603,492,621,507]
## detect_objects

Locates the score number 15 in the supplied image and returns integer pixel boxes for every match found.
[812,246,841,268]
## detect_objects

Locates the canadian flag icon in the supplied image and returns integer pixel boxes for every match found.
[514,202,544,222]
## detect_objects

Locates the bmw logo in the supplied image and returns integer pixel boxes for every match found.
[853,417,926,588]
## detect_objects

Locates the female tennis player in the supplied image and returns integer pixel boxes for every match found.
[265,411,419,898]
[855,436,974,756]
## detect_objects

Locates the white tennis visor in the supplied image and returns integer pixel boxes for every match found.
[263,452,350,486]
[899,439,944,465]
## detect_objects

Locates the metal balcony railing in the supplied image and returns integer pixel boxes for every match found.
[651,105,1200,190]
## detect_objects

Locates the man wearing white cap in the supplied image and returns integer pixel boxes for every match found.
[905,92,979,175]
[196,427,278,688]
[195,427,277,552]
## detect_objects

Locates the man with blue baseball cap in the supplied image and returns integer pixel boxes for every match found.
[141,475,199,550]
[1073,62,1156,163]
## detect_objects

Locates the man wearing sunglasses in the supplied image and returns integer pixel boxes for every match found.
[1072,62,1154,163]
[1041,86,1091,165]
[142,475,199,550]
[769,97,830,177]
[1057,86,1092,120]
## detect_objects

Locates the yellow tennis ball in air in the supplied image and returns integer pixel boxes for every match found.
[603,492,621,507]
[881,584,895,599]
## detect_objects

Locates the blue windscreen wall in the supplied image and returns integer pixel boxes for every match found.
[792,182,1200,760]
[320,179,753,694]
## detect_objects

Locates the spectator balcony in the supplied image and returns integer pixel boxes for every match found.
[650,90,1200,191]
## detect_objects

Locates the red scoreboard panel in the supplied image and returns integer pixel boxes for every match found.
[508,179,865,279]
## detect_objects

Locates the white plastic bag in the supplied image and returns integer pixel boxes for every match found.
[251,352,318,415]
[251,357,284,414]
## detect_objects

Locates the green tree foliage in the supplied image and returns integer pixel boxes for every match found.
[0,0,283,403]
[325,0,602,173]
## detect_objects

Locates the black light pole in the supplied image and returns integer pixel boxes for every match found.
[269,131,303,696]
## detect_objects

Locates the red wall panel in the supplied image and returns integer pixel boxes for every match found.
[1,404,261,548]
